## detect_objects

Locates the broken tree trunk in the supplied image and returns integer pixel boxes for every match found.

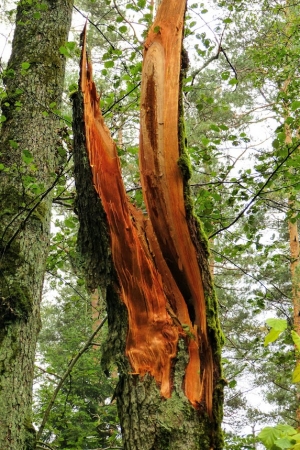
[73,1,224,448]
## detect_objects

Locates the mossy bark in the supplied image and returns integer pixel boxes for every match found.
[0,1,73,448]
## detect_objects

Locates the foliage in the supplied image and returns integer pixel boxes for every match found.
[257,324,300,449]
[34,285,121,449]
[258,424,300,450]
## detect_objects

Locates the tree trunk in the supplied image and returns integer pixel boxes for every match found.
[0,1,73,448]
[73,1,224,448]
[288,204,300,427]
[284,96,300,426]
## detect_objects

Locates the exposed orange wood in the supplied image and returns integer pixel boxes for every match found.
[139,0,212,409]
[289,217,300,335]
[79,0,214,414]
[80,25,186,399]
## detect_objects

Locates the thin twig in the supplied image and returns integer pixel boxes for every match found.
[209,142,300,239]
[212,249,291,305]
[36,316,107,441]
[35,365,62,380]
[112,0,143,45]
[0,154,73,259]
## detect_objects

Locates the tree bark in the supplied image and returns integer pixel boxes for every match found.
[73,1,224,448]
[0,1,73,448]
[288,202,300,428]
[284,85,300,426]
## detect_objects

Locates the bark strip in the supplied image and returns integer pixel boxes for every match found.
[79,24,182,398]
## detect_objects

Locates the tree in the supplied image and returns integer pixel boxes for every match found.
[0,0,73,448]
[73,1,224,449]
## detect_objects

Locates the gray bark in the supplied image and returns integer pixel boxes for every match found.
[0,1,73,448]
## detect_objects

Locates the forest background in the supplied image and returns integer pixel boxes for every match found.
[1,0,300,449]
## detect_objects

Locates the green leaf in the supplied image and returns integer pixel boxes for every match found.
[104,60,114,68]
[292,365,300,383]
[201,137,210,146]
[64,217,77,229]
[265,318,287,331]
[219,124,229,131]
[0,163,5,170]
[264,328,282,346]
[119,25,127,33]
[9,140,18,148]
[21,62,30,70]
[22,149,34,164]
[221,71,230,80]
[0,115,7,123]
[210,124,220,132]
[228,379,237,388]
[276,425,298,435]
[277,132,286,142]
[59,46,69,57]
[291,331,300,351]
[258,426,282,448]
[274,437,294,449]
[65,41,76,50]
[291,101,300,111]
[154,26,160,33]
[228,78,238,85]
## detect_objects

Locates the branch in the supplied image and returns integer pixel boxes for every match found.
[220,46,238,86]
[73,5,142,55]
[212,249,291,305]
[35,365,62,381]
[112,0,142,45]
[103,81,141,116]
[36,443,55,450]
[46,270,87,302]
[0,154,73,256]
[36,316,107,441]
[190,50,221,85]
[209,142,300,239]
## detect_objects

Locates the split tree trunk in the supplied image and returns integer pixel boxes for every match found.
[0,1,73,448]
[73,1,224,448]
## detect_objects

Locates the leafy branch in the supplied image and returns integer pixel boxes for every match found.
[36,315,107,442]
[209,141,300,239]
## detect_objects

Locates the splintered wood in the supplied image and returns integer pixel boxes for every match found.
[79,0,213,414]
